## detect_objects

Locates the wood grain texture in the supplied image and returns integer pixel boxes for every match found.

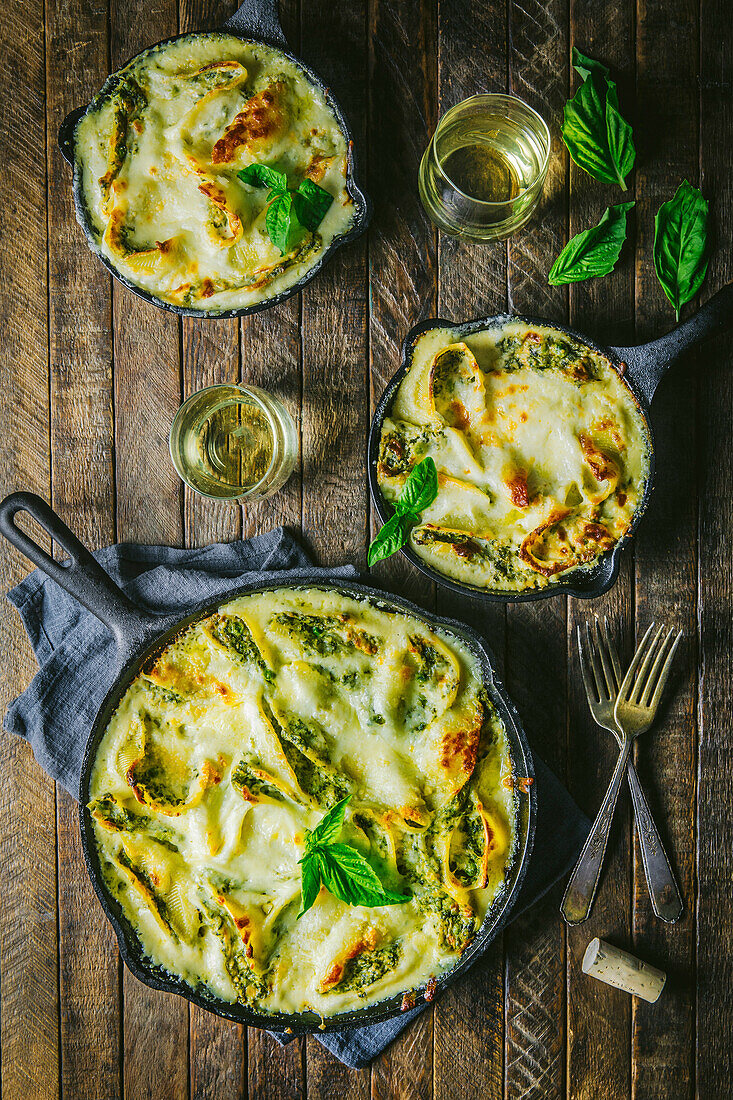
[108,1,188,1096]
[298,0,370,565]
[631,2,699,1098]
[565,5,635,1099]
[365,1,437,1092]
[433,2,509,1096]
[434,944,505,1100]
[298,0,370,1086]
[0,0,58,1095]
[504,1,569,1096]
[697,0,733,1094]
[190,1008,246,1100]
[366,0,437,610]
[4,0,733,1096]
[45,0,123,1094]
[249,1031,304,1100]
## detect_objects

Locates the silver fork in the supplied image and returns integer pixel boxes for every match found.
[561,621,683,925]
[574,618,683,923]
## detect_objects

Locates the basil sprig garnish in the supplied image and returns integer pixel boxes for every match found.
[237,164,333,255]
[653,180,709,321]
[562,47,635,189]
[368,456,438,566]
[298,796,411,916]
[548,202,634,285]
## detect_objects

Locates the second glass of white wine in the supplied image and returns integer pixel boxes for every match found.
[418,93,551,241]
[169,384,297,502]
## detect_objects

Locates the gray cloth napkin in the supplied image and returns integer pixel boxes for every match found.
[4,527,589,1069]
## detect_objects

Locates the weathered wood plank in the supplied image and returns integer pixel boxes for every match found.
[190,1008,246,1100]
[298,0,370,1090]
[108,1,188,1095]
[239,299,303,542]
[298,0,369,573]
[179,0,243,552]
[173,61,240,1100]
[249,1032,304,1100]
[306,1036,371,1099]
[566,3,635,1098]
[503,0,569,1096]
[371,1009,433,1100]
[176,6,248,1091]
[366,0,437,612]
[434,1,508,1096]
[434,944,505,1100]
[365,0,435,1083]
[631,1,699,1097]
[239,4,307,1088]
[0,0,58,1096]
[697,0,733,1093]
[45,0,122,1093]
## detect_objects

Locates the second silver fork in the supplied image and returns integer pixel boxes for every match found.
[562,618,683,925]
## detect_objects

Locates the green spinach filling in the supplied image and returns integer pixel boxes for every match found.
[339,942,403,995]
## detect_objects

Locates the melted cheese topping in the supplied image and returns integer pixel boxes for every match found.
[75,34,355,311]
[377,322,651,592]
[89,588,517,1017]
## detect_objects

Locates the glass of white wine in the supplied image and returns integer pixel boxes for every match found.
[169,384,298,502]
[418,93,551,241]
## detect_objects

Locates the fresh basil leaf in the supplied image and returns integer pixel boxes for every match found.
[318,844,411,908]
[653,180,709,321]
[396,456,439,515]
[367,512,414,567]
[571,46,609,83]
[298,852,322,916]
[305,795,351,850]
[368,457,438,566]
[562,53,635,189]
[292,178,333,232]
[548,202,634,285]
[266,191,294,255]
[237,164,288,194]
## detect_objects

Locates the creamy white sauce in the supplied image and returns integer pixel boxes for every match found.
[75,34,355,311]
[89,588,517,1017]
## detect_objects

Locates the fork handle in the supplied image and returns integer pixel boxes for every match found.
[561,740,631,924]
[627,760,684,923]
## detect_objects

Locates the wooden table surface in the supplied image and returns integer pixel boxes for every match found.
[1,0,731,1096]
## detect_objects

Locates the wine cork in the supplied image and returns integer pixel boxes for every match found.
[581,938,666,1003]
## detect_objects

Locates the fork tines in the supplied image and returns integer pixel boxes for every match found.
[577,617,621,706]
[617,622,683,711]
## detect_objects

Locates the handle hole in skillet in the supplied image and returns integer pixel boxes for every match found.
[13,511,76,572]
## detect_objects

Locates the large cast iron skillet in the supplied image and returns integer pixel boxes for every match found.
[369,284,733,603]
[0,492,535,1034]
[57,0,370,319]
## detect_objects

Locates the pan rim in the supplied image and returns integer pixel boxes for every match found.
[65,27,371,320]
[367,311,657,604]
[78,576,536,1033]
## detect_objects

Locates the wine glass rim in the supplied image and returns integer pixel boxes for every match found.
[169,383,281,501]
[432,92,551,208]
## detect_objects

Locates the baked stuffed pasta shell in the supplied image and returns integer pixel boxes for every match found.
[74,34,355,311]
[377,322,651,592]
[89,588,518,1017]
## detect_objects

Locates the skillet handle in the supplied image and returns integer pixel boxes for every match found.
[611,282,733,406]
[0,492,160,648]
[223,0,287,47]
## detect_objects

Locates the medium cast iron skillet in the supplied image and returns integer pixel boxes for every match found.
[0,492,535,1034]
[57,0,370,319]
[369,284,733,603]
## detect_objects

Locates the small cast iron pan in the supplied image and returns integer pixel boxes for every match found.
[0,492,535,1034]
[369,283,733,603]
[57,0,370,319]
